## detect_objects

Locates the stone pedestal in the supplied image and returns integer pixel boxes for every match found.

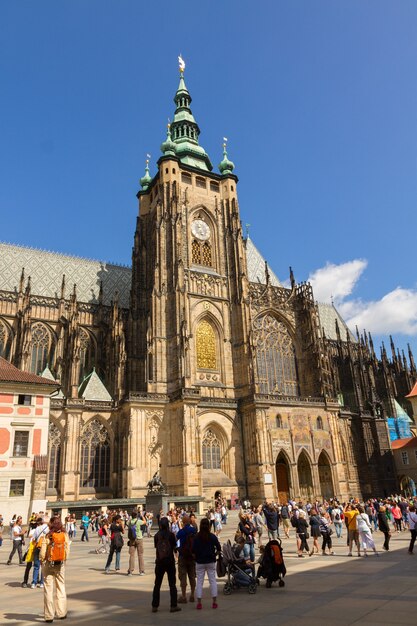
[145,492,169,525]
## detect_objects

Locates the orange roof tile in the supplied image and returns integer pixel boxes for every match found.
[0,357,58,387]
[391,437,417,449]
[406,381,417,398]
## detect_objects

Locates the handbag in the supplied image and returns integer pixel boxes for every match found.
[25,541,35,562]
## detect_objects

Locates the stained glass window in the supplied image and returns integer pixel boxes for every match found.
[202,429,221,469]
[253,314,299,396]
[48,423,61,490]
[196,320,217,370]
[80,419,110,490]
[30,323,53,374]
[191,240,212,267]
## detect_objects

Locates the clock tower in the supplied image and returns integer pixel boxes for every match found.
[126,61,251,499]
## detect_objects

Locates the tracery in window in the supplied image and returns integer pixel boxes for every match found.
[196,320,217,370]
[192,239,201,264]
[253,314,299,396]
[80,419,110,490]
[0,320,11,359]
[48,423,61,491]
[30,323,54,374]
[201,242,212,266]
[78,328,95,382]
[202,429,221,469]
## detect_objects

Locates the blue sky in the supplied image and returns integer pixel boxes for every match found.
[1,1,416,354]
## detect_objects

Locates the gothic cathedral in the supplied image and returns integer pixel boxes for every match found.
[1,67,415,508]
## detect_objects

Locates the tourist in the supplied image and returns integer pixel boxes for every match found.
[280,502,291,539]
[81,511,90,542]
[151,517,181,613]
[40,515,70,623]
[356,505,378,557]
[176,514,197,603]
[104,514,124,573]
[399,497,409,529]
[214,508,222,537]
[7,515,25,565]
[262,502,279,540]
[319,511,334,555]
[332,503,344,538]
[293,509,309,557]
[344,503,361,557]
[407,505,417,554]
[253,505,266,546]
[308,508,321,555]
[238,511,256,563]
[0,513,3,547]
[29,516,49,588]
[192,517,221,610]
[127,508,146,576]
[146,512,153,538]
[391,502,403,533]
[377,506,391,551]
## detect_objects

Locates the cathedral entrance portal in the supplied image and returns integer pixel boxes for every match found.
[276,452,290,504]
[297,450,313,501]
[318,451,334,500]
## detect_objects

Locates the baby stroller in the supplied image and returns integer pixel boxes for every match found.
[257,539,286,588]
[221,540,257,594]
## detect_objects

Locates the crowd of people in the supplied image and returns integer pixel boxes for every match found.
[1,493,417,620]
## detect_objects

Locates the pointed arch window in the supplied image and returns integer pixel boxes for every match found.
[0,320,11,359]
[316,416,324,430]
[47,423,61,491]
[192,240,213,267]
[202,429,221,469]
[253,314,299,396]
[30,323,54,374]
[80,419,111,490]
[196,320,217,370]
[78,328,95,382]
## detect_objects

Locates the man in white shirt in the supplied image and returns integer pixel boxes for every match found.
[7,516,25,564]
[407,505,417,554]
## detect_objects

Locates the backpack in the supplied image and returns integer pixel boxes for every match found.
[46,532,66,564]
[180,531,195,560]
[113,532,124,549]
[128,522,137,542]
[156,533,172,561]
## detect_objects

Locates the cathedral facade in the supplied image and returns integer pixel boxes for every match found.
[1,68,415,509]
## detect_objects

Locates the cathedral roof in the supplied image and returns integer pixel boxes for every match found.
[0,242,131,308]
[245,238,281,287]
[316,302,356,342]
[78,368,112,401]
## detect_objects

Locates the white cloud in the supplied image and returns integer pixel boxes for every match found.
[341,288,417,335]
[308,259,367,304]
[308,259,417,336]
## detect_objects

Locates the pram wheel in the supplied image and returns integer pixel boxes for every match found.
[279,579,285,587]
[248,583,257,594]
[223,582,232,595]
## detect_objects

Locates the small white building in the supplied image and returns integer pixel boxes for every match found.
[0,357,58,523]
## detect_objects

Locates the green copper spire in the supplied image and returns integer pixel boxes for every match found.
[140,155,152,190]
[167,57,213,171]
[218,138,235,175]
[160,122,177,157]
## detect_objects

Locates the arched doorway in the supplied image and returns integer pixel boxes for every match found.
[318,451,334,500]
[297,450,313,500]
[400,476,417,497]
[276,452,290,503]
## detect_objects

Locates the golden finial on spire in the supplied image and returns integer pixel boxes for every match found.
[223,136,228,150]
[178,54,186,74]
[146,153,151,166]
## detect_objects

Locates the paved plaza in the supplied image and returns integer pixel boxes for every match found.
[1,514,417,626]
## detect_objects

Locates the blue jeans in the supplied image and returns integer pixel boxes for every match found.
[105,546,121,570]
[32,550,44,585]
[243,543,255,562]
[334,522,343,538]
[81,527,89,542]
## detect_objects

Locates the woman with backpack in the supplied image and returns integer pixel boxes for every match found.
[151,517,181,613]
[39,516,70,623]
[192,517,221,610]
[104,514,125,573]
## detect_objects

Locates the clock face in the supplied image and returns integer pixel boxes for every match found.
[191,219,211,241]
